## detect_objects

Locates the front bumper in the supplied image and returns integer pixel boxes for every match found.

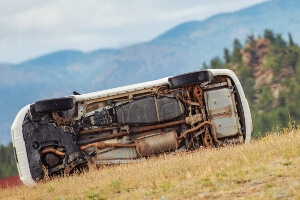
[11,105,36,186]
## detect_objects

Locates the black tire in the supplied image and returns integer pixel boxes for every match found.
[168,70,214,89]
[34,97,75,112]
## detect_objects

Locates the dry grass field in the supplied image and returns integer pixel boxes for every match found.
[1,127,300,200]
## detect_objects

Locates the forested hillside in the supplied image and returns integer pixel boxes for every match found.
[0,143,18,178]
[206,29,300,136]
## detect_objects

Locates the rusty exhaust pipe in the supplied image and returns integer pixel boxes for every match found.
[78,120,186,145]
[133,119,186,133]
[178,121,221,144]
[80,142,136,150]
[77,131,130,145]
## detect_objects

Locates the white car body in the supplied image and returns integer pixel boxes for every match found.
[11,69,252,186]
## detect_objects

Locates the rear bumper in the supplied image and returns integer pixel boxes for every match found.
[11,105,35,186]
[207,69,253,143]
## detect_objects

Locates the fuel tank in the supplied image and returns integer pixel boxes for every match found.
[115,96,185,124]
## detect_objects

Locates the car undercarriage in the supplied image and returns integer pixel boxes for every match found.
[13,70,251,184]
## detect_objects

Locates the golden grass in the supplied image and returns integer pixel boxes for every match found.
[1,130,300,200]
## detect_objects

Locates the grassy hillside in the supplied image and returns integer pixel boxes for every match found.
[1,126,299,199]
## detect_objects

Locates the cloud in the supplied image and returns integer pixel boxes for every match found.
[0,0,268,63]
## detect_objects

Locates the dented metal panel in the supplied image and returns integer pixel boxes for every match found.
[204,88,240,138]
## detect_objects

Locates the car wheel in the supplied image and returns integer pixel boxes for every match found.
[34,97,75,112]
[168,70,214,89]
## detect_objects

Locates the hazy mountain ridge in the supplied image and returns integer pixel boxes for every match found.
[1,0,300,144]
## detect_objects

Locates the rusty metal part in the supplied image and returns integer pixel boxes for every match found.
[155,86,168,98]
[186,101,200,106]
[79,127,104,134]
[178,121,221,144]
[185,86,192,101]
[79,126,121,134]
[77,131,130,145]
[205,82,228,89]
[176,92,199,106]
[200,107,207,122]
[209,105,232,119]
[80,142,136,150]
[193,84,208,123]
[133,119,185,133]
[52,111,70,126]
[65,162,76,174]
[40,148,66,156]
[99,131,130,140]
[192,129,205,139]
[177,98,185,114]
[185,113,203,125]
[86,101,108,113]
[82,87,157,104]
[203,125,213,147]
[79,117,199,146]
[193,85,204,107]
[135,130,178,157]
[153,97,160,122]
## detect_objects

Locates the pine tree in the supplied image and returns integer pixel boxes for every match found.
[264,29,275,43]
[288,32,294,47]
[210,57,224,69]
[223,48,230,63]
[231,39,242,63]
[275,34,287,48]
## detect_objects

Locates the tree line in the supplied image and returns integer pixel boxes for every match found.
[0,143,18,178]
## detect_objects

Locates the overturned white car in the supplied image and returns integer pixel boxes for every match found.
[11,69,252,186]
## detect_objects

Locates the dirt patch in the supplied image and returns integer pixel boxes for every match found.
[0,176,21,189]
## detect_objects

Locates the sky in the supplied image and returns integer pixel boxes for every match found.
[0,0,268,63]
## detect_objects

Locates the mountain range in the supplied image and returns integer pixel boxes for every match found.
[1,0,300,144]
